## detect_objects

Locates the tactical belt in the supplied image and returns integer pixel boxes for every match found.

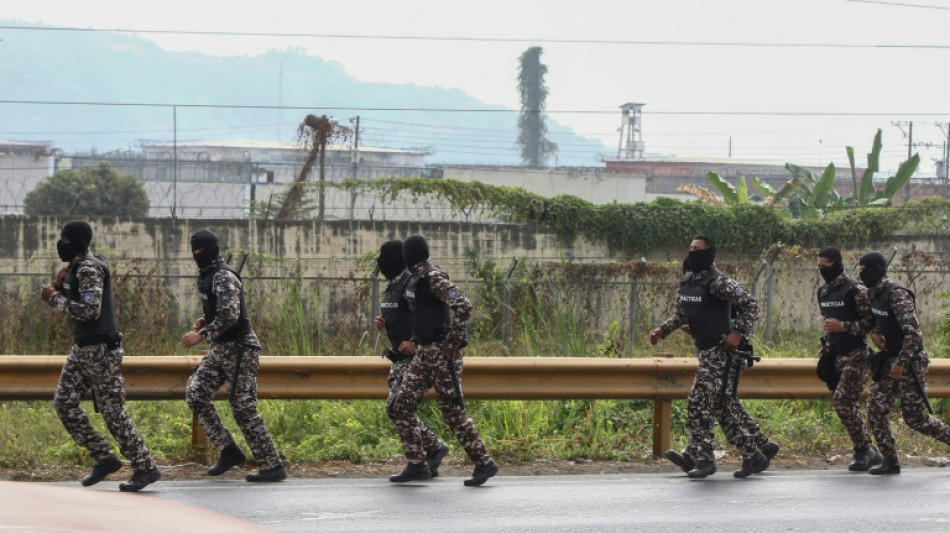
[74,331,122,349]
[384,349,409,363]
[695,338,722,350]
[828,338,867,355]
[214,319,250,343]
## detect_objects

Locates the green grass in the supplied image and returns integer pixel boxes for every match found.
[5,389,950,469]
[4,264,950,470]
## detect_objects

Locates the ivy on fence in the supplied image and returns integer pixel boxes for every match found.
[335,178,950,257]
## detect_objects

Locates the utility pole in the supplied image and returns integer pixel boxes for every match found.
[938,122,950,198]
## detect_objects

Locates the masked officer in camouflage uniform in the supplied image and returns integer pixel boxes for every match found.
[816,247,882,471]
[650,235,778,479]
[41,220,161,492]
[860,251,950,475]
[373,240,450,477]
[387,235,498,486]
[181,229,287,483]
[674,255,779,477]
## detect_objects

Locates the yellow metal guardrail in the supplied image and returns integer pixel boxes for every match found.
[3,356,950,458]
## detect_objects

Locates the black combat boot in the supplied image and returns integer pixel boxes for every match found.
[687,460,717,479]
[464,459,498,487]
[246,464,288,482]
[390,461,432,483]
[869,456,901,475]
[734,452,768,479]
[761,441,780,461]
[426,443,450,478]
[208,443,246,476]
[849,445,883,472]
[118,466,161,492]
[664,449,695,474]
[81,454,123,487]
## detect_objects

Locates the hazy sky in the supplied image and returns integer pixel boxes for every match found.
[5,0,950,171]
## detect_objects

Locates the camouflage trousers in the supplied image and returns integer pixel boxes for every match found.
[868,353,950,459]
[832,346,873,450]
[53,343,155,472]
[388,343,491,465]
[185,335,281,470]
[685,346,766,462]
[386,358,443,453]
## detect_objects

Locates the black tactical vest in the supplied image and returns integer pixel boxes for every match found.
[381,271,413,348]
[65,254,118,340]
[817,278,867,354]
[198,260,250,343]
[679,268,732,349]
[405,267,451,345]
[870,281,917,356]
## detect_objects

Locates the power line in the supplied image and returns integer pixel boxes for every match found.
[846,0,950,10]
[3,24,950,49]
[5,99,950,117]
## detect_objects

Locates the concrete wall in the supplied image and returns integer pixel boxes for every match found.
[0,216,610,278]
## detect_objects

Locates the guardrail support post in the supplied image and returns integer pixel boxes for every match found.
[191,413,211,463]
[652,399,672,459]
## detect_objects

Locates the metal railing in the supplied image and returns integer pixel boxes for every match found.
[4,356,950,458]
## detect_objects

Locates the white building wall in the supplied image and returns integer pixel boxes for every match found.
[0,143,54,214]
[440,166,651,204]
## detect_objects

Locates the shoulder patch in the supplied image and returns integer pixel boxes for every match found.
[220,293,230,304]
[448,287,462,299]
[81,292,96,304]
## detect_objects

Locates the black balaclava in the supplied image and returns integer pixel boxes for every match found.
[190,229,220,270]
[377,240,405,280]
[58,220,93,262]
[817,246,844,284]
[687,235,716,274]
[402,234,429,269]
[859,251,887,288]
[681,255,692,274]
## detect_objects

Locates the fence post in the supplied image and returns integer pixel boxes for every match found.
[885,246,899,267]
[628,257,646,354]
[652,399,672,459]
[502,258,519,348]
[749,260,768,301]
[763,243,783,344]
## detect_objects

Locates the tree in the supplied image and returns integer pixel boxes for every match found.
[517,46,558,167]
[275,114,350,221]
[23,162,150,216]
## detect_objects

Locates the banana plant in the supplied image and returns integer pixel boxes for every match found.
[675,173,751,205]
[845,129,920,207]
[705,171,746,204]
[748,174,803,207]
[783,162,840,219]
[677,172,803,207]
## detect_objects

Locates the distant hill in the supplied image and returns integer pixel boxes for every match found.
[0,22,605,166]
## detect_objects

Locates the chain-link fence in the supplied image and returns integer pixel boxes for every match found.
[3,250,949,357]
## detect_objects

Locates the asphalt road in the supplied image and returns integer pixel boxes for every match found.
[74,469,950,532]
